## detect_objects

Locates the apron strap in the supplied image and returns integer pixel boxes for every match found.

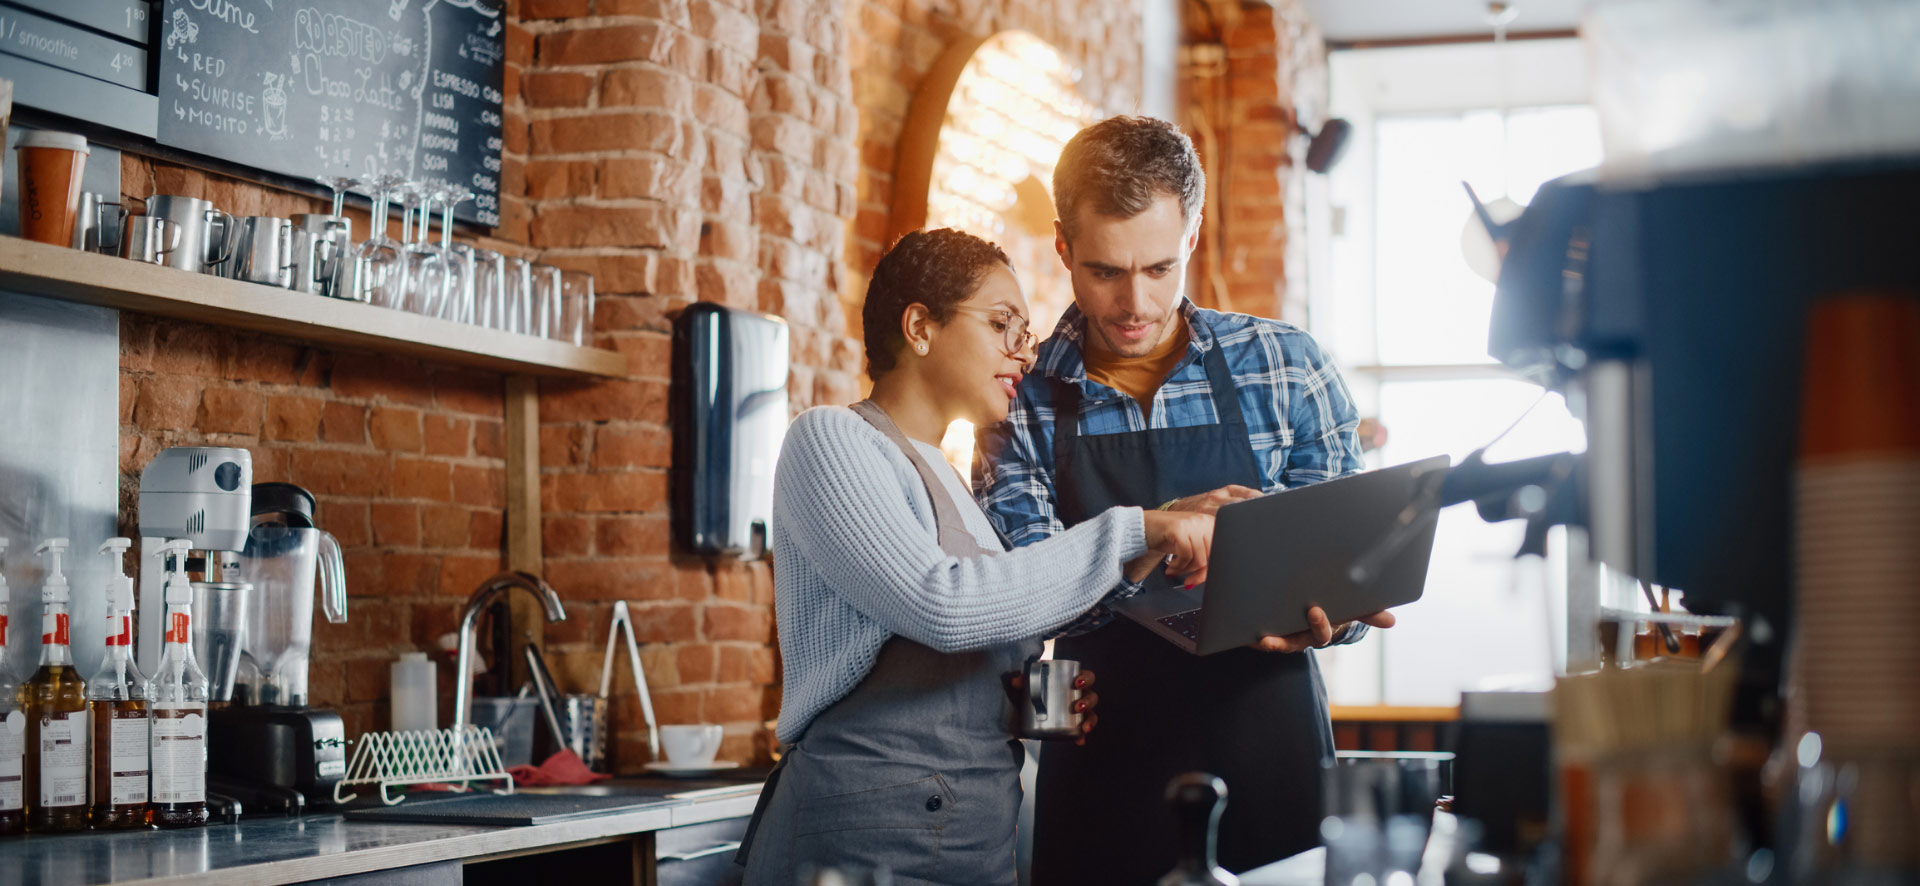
[1198,330,1249,430]
[849,400,999,555]
[1051,314,1246,456]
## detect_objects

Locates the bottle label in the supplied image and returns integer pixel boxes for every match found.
[41,611,69,647]
[38,708,88,807]
[110,712,150,805]
[151,703,205,804]
[165,612,190,645]
[105,614,132,647]
[0,710,24,811]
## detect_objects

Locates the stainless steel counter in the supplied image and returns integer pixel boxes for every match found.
[0,785,762,886]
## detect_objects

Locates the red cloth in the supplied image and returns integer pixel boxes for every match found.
[508,749,611,786]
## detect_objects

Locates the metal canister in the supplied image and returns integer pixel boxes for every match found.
[1017,657,1085,740]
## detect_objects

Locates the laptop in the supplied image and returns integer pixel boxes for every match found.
[1117,455,1450,655]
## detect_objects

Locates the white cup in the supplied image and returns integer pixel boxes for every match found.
[659,723,724,766]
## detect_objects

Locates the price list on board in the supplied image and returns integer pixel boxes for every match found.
[156,0,504,226]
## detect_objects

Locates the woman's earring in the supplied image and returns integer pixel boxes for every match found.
[916,342,928,354]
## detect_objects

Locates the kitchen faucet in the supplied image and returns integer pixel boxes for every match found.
[451,571,567,736]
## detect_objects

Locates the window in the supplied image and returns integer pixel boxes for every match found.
[1313,42,1602,706]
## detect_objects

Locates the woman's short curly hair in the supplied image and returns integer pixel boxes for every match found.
[862,228,1011,379]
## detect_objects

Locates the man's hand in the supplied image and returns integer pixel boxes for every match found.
[1162,484,1263,515]
[1249,606,1397,653]
[1123,485,1258,582]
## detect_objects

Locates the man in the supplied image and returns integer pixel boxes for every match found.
[975,116,1396,881]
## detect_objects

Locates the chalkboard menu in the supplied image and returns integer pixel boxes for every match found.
[156,0,504,227]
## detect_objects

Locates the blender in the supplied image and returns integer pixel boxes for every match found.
[137,446,252,701]
[209,483,350,812]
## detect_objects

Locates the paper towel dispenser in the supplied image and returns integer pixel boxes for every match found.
[671,304,790,558]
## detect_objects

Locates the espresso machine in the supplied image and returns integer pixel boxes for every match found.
[209,482,350,812]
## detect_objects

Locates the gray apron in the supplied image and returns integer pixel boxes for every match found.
[738,401,1039,885]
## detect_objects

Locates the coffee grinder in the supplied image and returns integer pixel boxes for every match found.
[208,482,350,812]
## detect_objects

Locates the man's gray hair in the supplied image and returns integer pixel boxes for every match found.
[1052,116,1206,242]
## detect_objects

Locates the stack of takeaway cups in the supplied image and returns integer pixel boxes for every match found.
[1791,293,1920,749]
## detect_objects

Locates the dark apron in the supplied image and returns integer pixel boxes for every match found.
[1030,324,1334,882]
[738,401,1038,886]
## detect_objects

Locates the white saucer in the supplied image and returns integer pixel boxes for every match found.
[645,761,742,778]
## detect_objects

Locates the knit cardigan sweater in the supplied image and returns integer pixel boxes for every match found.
[771,405,1148,743]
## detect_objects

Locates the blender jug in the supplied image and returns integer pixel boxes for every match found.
[237,524,346,706]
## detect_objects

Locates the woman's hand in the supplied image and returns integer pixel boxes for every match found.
[1142,510,1214,587]
[1007,669,1100,745]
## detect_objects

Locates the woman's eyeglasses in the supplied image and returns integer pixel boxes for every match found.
[948,305,1037,357]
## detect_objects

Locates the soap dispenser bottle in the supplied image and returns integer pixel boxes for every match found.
[89,538,150,829]
[145,540,208,828]
[24,537,89,832]
[0,538,25,836]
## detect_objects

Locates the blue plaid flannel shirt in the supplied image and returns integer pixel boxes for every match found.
[973,298,1372,639]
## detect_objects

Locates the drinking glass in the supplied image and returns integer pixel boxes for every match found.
[471,248,507,330]
[397,183,447,318]
[313,174,360,218]
[559,269,595,346]
[502,255,534,335]
[348,174,407,307]
[435,187,477,324]
[530,264,562,340]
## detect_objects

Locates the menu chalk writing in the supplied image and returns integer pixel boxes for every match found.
[157,0,503,226]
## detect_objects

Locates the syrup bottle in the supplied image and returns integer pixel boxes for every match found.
[0,538,26,836]
[145,541,208,828]
[88,538,150,829]
[24,538,88,832]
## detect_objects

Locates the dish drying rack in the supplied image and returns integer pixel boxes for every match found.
[333,725,515,806]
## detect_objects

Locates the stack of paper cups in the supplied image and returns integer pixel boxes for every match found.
[1792,294,1920,749]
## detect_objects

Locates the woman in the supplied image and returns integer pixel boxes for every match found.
[737,229,1214,885]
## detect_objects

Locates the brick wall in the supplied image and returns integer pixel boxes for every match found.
[110,0,1314,773]
[841,0,1149,332]
[1183,0,1327,323]
[115,157,523,743]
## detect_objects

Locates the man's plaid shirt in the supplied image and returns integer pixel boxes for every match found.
[973,297,1370,637]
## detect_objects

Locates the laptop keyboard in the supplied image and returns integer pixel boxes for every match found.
[1158,609,1203,641]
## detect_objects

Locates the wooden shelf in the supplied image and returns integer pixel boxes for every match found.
[0,236,627,378]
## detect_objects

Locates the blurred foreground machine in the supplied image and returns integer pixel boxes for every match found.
[1477,156,1920,725]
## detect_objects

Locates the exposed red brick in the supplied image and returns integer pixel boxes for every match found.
[595,515,671,557]
[290,449,393,497]
[677,643,717,685]
[450,465,505,509]
[134,375,202,430]
[703,604,771,642]
[432,373,504,418]
[537,22,677,67]
[393,457,453,501]
[320,402,367,444]
[371,502,422,547]
[540,425,586,467]
[541,378,669,423]
[543,515,592,557]
[423,415,471,457]
[592,424,671,469]
[330,356,434,407]
[265,395,324,441]
[370,406,424,452]
[423,504,471,549]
